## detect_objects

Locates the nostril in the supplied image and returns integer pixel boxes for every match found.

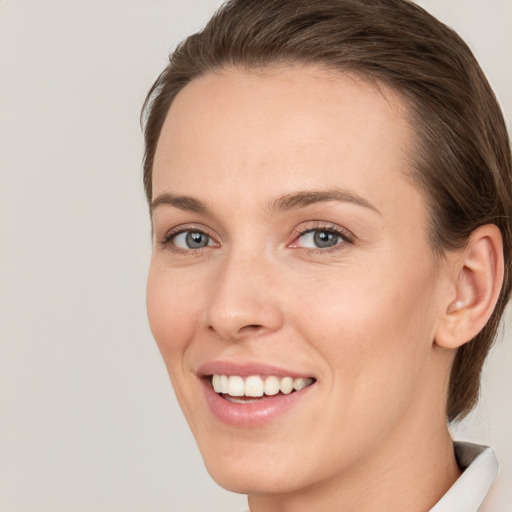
[208,323,265,339]
[206,294,284,340]
[239,324,264,334]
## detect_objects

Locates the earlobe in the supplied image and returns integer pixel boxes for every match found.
[435,224,504,350]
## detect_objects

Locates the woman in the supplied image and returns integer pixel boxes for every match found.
[141,0,511,510]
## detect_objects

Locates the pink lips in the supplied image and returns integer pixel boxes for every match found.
[197,361,315,427]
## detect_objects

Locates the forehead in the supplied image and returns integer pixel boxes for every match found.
[152,64,420,217]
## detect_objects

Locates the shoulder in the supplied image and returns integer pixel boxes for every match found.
[479,466,512,512]
[453,442,512,512]
[430,442,505,512]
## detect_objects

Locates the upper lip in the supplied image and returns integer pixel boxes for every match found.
[197,360,315,379]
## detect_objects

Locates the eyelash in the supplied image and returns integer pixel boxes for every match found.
[159,224,218,256]
[290,222,354,254]
[159,222,354,255]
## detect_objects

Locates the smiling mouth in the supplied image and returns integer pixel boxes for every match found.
[209,374,316,403]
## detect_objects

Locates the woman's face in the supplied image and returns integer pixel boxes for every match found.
[147,66,451,494]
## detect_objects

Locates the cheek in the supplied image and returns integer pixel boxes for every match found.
[146,262,211,430]
[288,263,439,467]
[146,263,202,361]
[296,260,438,397]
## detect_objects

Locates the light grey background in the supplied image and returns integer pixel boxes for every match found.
[0,1,510,511]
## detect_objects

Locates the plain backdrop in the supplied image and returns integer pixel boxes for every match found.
[0,1,511,511]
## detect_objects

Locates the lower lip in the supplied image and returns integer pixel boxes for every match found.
[201,379,315,427]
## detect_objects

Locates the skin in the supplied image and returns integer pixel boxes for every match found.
[146,65,492,511]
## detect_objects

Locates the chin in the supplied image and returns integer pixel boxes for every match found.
[195,433,324,496]
[204,458,305,495]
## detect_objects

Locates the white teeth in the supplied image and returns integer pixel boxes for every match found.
[264,376,280,396]
[227,375,245,397]
[245,376,264,397]
[211,374,314,398]
[293,377,313,391]
[212,374,221,393]
[279,376,294,394]
[219,374,229,394]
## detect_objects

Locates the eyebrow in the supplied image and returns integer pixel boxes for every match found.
[150,188,380,216]
[268,189,380,215]
[151,193,211,215]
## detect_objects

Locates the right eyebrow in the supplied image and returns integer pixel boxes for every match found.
[150,193,211,216]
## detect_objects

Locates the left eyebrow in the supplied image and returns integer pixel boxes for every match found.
[268,188,381,215]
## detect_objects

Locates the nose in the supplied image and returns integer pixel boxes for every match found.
[205,253,284,341]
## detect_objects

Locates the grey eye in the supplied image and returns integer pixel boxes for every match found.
[313,231,339,248]
[297,230,341,249]
[173,231,212,249]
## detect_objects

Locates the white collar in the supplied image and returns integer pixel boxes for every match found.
[429,442,498,512]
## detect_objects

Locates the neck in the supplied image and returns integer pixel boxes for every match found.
[248,411,461,512]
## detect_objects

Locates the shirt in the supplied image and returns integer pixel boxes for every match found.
[430,441,500,512]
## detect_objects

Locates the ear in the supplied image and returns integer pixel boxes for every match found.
[435,224,504,349]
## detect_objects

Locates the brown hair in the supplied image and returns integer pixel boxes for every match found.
[141,0,512,421]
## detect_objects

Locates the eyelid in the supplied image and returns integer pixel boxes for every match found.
[159,223,220,252]
[156,221,354,254]
[288,221,355,250]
